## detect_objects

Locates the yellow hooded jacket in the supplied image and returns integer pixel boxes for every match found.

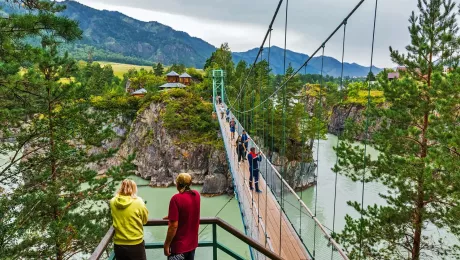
[110,195,149,245]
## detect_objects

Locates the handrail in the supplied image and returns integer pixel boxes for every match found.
[90,217,283,260]
[230,109,349,259]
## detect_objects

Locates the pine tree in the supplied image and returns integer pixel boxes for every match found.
[0,1,134,259]
[154,62,164,76]
[335,1,460,259]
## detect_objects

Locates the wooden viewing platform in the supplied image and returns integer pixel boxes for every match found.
[218,112,309,260]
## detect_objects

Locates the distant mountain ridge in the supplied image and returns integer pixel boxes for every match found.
[0,0,382,76]
[233,46,382,77]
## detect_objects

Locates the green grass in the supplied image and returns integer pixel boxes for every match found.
[97,62,154,78]
[346,90,385,105]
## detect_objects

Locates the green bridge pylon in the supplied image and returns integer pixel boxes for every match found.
[212,69,225,110]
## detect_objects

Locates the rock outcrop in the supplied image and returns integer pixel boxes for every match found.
[117,102,231,195]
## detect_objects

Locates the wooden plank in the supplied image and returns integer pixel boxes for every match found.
[219,114,310,260]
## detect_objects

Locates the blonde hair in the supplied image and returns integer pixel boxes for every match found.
[117,179,138,197]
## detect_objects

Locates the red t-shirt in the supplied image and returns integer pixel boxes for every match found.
[168,190,201,254]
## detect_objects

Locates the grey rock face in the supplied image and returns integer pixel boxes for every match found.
[117,102,231,195]
[270,151,316,190]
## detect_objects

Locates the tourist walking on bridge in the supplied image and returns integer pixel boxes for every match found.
[248,147,262,193]
[229,117,236,139]
[164,173,200,260]
[234,135,246,165]
[220,105,225,119]
[110,179,149,260]
[241,130,250,160]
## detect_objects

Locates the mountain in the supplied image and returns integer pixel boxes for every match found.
[233,46,382,77]
[0,1,381,77]
[59,0,217,67]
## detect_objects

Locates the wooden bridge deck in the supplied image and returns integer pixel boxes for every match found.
[218,114,309,260]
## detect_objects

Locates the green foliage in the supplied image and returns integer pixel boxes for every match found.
[153,62,164,76]
[147,89,221,148]
[335,1,460,259]
[0,2,135,259]
[166,63,186,74]
[122,68,166,92]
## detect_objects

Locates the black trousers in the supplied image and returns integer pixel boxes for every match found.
[168,249,196,260]
[237,148,245,162]
[114,241,146,260]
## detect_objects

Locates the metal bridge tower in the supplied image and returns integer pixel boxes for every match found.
[212,69,225,110]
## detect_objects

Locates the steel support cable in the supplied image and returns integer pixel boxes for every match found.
[198,195,235,237]
[228,0,365,115]
[228,0,285,110]
[279,0,289,256]
[300,64,307,241]
[264,29,272,249]
[359,1,379,259]
[313,46,326,259]
[332,21,348,259]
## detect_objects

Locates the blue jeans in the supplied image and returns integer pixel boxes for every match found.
[249,168,260,190]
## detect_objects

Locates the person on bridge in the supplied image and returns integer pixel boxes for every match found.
[248,147,263,193]
[229,118,236,139]
[226,107,230,123]
[110,179,149,260]
[163,173,200,260]
[241,130,250,160]
[234,135,246,164]
[220,105,225,119]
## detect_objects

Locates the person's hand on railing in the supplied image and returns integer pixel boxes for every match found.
[162,216,168,220]
[164,244,171,257]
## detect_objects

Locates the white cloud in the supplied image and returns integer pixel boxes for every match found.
[73,0,419,68]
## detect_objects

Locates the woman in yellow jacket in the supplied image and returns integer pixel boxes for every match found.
[110,179,149,260]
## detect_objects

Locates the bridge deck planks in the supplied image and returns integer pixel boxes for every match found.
[219,115,309,260]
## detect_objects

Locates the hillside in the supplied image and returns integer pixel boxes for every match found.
[60,1,216,67]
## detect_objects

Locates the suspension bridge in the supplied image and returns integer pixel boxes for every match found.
[92,0,379,258]
[211,0,378,259]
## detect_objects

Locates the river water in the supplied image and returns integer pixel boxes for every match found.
[1,134,457,259]
[134,134,385,259]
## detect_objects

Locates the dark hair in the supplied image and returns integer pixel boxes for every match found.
[250,147,256,152]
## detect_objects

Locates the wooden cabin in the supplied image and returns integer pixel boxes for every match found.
[179,73,192,86]
[131,88,147,98]
[166,71,180,83]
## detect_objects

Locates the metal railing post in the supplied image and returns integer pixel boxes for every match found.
[212,223,217,260]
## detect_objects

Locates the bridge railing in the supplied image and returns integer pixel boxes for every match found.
[216,107,272,259]
[90,217,282,260]
[226,107,349,260]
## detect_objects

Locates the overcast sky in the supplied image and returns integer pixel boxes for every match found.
[72,0,418,68]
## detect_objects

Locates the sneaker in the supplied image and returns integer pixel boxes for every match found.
[256,190,263,193]
[249,187,254,191]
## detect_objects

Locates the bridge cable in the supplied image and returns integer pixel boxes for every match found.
[228,0,285,110]
[264,28,272,249]
[279,0,289,256]
[313,45,326,259]
[359,1,379,259]
[228,0,365,115]
[300,62,307,245]
[198,195,235,237]
[332,20,348,259]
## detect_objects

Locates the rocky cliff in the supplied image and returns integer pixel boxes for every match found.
[116,102,231,195]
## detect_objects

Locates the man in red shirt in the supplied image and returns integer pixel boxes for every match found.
[164,173,200,260]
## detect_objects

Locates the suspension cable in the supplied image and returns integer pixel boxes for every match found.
[332,21,348,258]
[228,0,365,115]
[313,46,326,259]
[228,0,285,110]
[280,0,289,255]
[359,1,379,259]
[264,28,272,249]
